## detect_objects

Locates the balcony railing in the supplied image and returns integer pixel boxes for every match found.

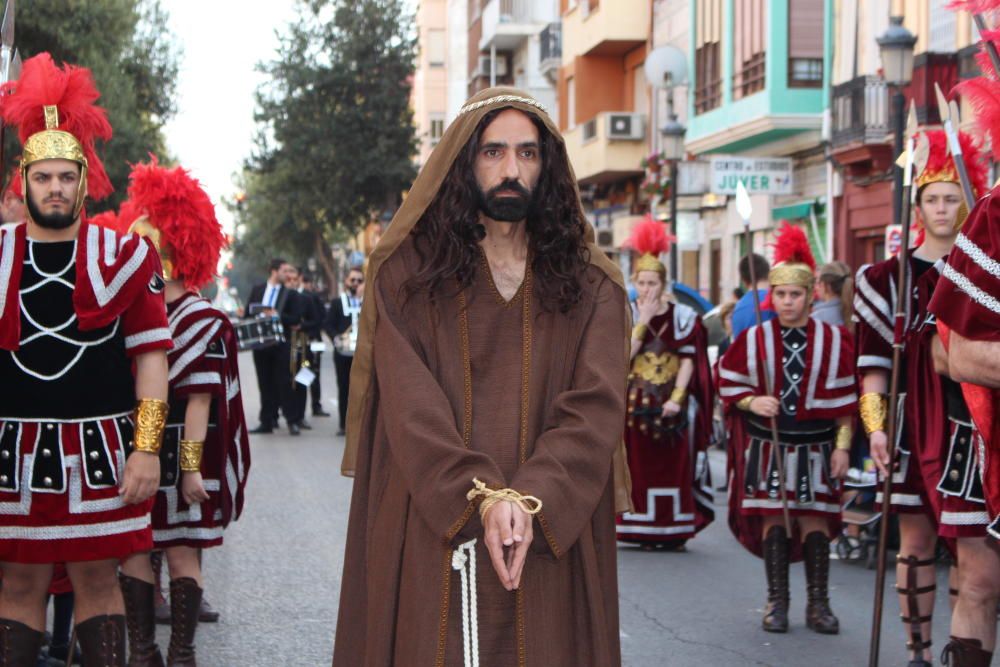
[540,22,561,63]
[498,0,532,23]
[831,75,889,147]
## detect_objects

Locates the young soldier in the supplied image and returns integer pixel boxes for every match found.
[617,216,715,549]
[113,158,251,666]
[720,223,857,634]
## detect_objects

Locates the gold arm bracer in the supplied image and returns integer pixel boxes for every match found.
[179,440,205,472]
[132,399,169,454]
[858,392,887,436]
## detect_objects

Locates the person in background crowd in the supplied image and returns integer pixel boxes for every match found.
[324,266,364,437]
[301,273,331,418]
[720,223,856,636]
[618,217,715,551]
[731,252,775,339]
[247,259,304,435]
[716,300,737,358]
[812,261,854,330]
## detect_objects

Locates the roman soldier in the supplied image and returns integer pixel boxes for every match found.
[0,53,171,664]
[617,216,714,549]
[856,127,987,667]
[720,223,857,634]
[107,157,251,666]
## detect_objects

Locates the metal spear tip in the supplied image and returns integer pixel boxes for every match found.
[934,82,951,126]
[906,100,917,139]
[1,0,14,50]
[9,48,19,81]
[735,180,752,224]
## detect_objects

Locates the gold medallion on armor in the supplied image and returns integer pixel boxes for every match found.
[631,351,680,385]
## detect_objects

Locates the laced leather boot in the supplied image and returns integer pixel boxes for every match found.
[803,531,840,634]
[941,636,993,667]
[166,578,202,666]
[76,614,127,667]
[762,525,790,633]
[0,618,45,666]
[120,574,165,666]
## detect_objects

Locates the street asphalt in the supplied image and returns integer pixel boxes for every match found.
[181,351,954,666]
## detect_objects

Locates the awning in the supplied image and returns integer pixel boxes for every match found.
[771,198,823,221]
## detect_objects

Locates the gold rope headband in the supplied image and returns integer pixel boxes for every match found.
[458,95,549,117]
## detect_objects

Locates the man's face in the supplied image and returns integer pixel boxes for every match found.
[345,270,363,294]
[278,263,296,286]
[25,159,81,230]
[918,181,964,239]
[473,109,542,223]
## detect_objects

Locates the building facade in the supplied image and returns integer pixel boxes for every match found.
[412,0,450,166]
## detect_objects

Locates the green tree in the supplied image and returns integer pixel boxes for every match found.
[235,0,417,287]
[6,0,180,210]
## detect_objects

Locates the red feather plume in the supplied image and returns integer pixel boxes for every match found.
[623,214,674,256]
[1,53,113,201]
[771,221,815,271]
[954,77,1000,163]
[946,1,1000,12]
[917,129,989,196]
[88,210,119,230]
[117,156,226,291]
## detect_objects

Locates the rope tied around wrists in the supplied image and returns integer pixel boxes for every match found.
[467,478,543,521]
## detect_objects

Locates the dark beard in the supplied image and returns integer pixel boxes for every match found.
[478,178,533,223]
[27,194,75,230]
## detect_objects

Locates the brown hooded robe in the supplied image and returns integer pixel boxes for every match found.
[332,88,629,667]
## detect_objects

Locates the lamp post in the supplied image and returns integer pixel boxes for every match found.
[877,15,917,233]
[661,112,686,287]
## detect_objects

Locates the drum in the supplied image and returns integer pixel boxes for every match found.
[234,316,285,351]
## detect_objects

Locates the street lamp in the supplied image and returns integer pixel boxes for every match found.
[661,114,686,285]
[877,15,917,238]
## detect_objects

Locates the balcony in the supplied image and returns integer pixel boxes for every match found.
[562,0,646,58]
[831,75,889,148]
[564,111,646,185]
[480,0,551,51]
[540,22,561,82]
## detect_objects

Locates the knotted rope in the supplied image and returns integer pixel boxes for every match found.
[466,478,543,520]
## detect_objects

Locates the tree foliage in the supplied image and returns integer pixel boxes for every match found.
[233,0,417,288]
[5,0,180,210]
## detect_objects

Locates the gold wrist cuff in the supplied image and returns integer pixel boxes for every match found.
[133,399,168,454]
[669,387,688,404]
[632,323,648,340]
[179,439,204,472]
[859,393,887,436]
[835,425,853,451]
[736,396,755,412]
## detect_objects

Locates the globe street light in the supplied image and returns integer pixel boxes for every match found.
[877,16,917,245]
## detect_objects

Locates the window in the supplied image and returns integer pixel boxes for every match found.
[788,0,823,88]
[429,115,445,146]
[694,0,722,114]
[426,29,445,67]
[928,0,956,52]
[733,0,766,99]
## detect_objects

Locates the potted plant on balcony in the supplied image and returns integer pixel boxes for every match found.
[640,150,667,173]
[641,172,672,201]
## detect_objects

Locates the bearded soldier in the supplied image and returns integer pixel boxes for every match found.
[0,54,171,664]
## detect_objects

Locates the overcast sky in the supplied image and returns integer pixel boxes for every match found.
[163,0,299,231]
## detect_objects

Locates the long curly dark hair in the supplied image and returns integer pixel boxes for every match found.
[405,108,591,313]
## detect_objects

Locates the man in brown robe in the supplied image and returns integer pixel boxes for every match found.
[332,87,630,667]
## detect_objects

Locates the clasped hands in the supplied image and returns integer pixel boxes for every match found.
[482,500,533,592]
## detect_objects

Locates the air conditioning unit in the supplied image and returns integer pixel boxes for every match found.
[606,113,645,141]
[477,54,509,78]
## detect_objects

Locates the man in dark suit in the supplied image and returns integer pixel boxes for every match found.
[247,258,305,435]
[323,266,364,436]
[300,272,331,417]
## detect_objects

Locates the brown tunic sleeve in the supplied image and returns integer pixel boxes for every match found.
[511,276,628,557]
[373,272,507,542]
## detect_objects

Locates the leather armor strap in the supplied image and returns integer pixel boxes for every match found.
[897,554,936,653]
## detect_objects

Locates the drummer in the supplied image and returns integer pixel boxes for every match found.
[324,266,364,437]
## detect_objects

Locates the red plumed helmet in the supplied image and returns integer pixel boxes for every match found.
[624,214,674,256]
[117,156,226,291]
[2,53,113,204]
[771,221,815,271]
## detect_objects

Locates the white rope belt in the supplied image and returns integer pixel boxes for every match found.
[451,538,479,667]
